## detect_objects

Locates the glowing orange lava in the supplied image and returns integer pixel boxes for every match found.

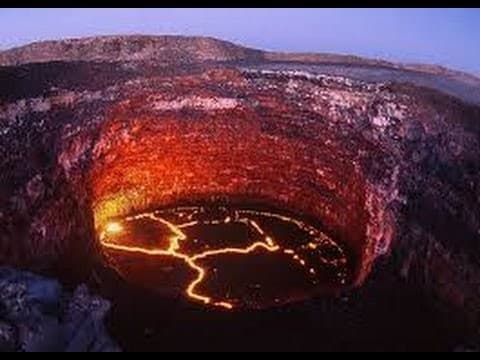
[99,208,348,310]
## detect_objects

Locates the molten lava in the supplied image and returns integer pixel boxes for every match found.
[99,206,350,310]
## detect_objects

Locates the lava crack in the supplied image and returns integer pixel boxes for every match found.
[99,207,349,310]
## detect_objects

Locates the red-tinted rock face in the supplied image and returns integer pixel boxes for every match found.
[1,36,480,343]
[90,71,370,284]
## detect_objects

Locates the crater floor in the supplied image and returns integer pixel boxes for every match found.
[100,205,351,310]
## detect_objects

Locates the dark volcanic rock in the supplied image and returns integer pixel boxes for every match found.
[0,35,480,351]
[0,267,119,352]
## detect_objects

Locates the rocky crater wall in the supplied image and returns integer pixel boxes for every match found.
[0,38,479,332]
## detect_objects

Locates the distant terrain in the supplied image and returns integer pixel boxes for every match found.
[1,35,479,105]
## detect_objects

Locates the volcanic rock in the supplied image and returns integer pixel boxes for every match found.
[0,35,479,351]
[0,267,119,352]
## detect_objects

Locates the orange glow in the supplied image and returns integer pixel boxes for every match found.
[100,212,282,310]
[100,208,348,310]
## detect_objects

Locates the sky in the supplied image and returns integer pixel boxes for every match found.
[0,8,479,75]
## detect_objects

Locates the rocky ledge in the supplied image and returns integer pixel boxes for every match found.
[0,267,119,352]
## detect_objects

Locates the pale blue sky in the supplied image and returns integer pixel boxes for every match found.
[0,8,479,74]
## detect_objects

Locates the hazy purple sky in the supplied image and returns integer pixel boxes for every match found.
[1,8,479,74]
